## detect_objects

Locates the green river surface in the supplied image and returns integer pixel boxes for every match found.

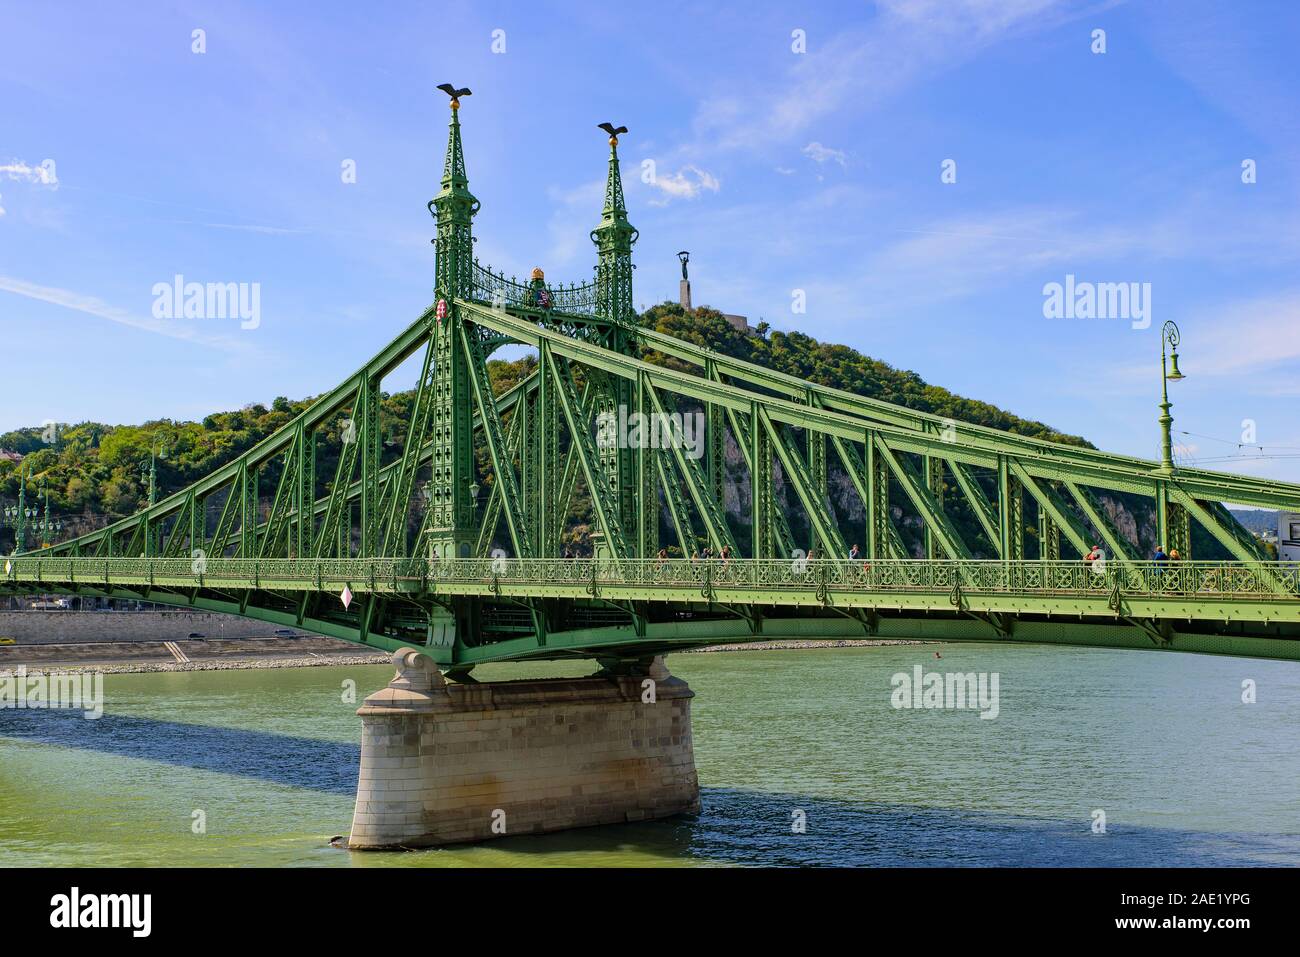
[1,643,1297,867]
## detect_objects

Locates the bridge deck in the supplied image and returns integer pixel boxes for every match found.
[6,557,1297,619]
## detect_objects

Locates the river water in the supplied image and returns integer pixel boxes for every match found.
[1,643,1297,867]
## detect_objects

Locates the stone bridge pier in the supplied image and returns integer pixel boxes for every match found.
[347,649,700,848]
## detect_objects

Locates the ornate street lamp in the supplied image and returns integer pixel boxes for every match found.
[31,479,62,547]
[1,464,30,553]
[1156,321,1186,474]
[141,446,167,507]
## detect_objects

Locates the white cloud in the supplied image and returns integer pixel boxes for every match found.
[2,159,59,189]
[0,275,253,353]
[802,142,847,167]
[0,193,5,217]
[647,165,720,206]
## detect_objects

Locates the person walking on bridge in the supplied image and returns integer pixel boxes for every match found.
[1083,544,1103,577]
[849,543,869,584]
[1153,545,1168,588]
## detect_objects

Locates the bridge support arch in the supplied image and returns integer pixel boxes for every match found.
[347,648,700,848]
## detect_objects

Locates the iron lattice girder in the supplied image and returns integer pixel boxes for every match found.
[633,325,1300,511]
[38,326,548,563]
[460,322,534,559]
[36,293,1300,567]
[870,435,971,560]
[463,300,1261,502]
[37,306,444,559]
[946,458,1001,554]
[549,352,634,559]
[644,383,736,554]
[465,300,1300,563]
[762,408,846,556]
[1062,479,1139,563]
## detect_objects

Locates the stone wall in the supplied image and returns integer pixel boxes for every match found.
[348,650,699,848]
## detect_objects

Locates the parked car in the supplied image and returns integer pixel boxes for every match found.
[187,633,206,640]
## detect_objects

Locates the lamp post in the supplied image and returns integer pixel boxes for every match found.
[2,465,29,554]
[141,446,167,507]
[1156,321,1186,474]
[140,445,166,556]
[31,479,62,547]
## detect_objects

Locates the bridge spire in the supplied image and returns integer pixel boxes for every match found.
[590,123,641,556]
[425,84,479,564]
[431,84,479,301]
[591,122,637,325]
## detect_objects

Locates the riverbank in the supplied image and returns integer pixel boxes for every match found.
[0,636,390,674]
[0,635,930,674]
[689,639,929,652]
[0,609,315,644]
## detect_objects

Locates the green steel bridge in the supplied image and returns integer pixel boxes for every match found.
[5,93,1300,670]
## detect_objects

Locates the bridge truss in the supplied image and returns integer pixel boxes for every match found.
[5,97,1300,668]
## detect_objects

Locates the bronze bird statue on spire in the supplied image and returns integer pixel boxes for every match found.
[598,122,628,146]
[438,83,472,108]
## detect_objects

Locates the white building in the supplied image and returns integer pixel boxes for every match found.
[1279,512,1300,562]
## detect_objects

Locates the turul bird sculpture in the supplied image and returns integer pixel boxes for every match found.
[598,122,628,145]
[438,83,472,107]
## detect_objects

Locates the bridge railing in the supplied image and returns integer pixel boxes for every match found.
[0,556,426,590]
[468,259,598,315]
[431,557,1300,601]
[5,556,1296,601]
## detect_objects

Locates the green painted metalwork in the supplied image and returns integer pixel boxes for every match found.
[6,94,1300,667]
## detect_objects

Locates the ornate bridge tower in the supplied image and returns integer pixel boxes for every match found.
[590,125,641,553]
[427,89,480,562]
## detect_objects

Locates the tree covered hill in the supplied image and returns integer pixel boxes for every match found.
[1,303,1092,552]
[639,303,1092,448]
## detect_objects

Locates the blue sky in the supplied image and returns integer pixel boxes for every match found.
[2,0,1298,484]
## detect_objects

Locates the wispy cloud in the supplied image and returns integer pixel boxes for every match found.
[165,220,308,235]
[1,158,59,188]
[1150,292,1300,380]
[802,142,847,167]
[1080,290,1300,430]
[690,0,1080,155]
[0,276,255,353]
